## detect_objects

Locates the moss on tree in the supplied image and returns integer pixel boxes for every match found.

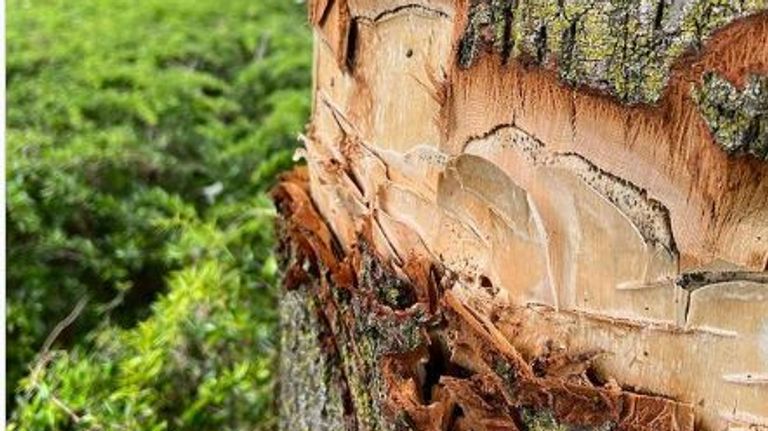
[693,72,768,159]
[459,0,767,104]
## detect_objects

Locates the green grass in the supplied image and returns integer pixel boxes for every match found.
[6,0,311,428]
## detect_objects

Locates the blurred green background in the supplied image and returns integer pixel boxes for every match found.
[6,0,311,429]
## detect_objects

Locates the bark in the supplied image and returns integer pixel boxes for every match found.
[275,1,768,430]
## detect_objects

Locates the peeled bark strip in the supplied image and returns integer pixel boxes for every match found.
[277,1,768,430]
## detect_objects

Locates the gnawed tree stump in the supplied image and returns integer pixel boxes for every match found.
[274,1,768,430]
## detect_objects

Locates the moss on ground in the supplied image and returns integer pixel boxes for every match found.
[7,0,311,427]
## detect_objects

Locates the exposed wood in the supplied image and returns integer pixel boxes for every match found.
[275,172,696,431]
[278,1,768,430]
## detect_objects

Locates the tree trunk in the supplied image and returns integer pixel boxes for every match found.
[273,1,768,430]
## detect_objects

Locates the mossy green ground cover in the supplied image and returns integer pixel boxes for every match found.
[7,0,311,428]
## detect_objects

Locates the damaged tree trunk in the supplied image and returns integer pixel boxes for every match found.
[273,1,768,430]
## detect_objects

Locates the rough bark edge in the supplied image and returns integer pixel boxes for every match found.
[273,168,694,431]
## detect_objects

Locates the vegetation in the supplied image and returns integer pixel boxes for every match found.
[6,0,311,428]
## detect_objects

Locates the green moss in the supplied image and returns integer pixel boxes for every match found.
[360,249,416,309]
[6,0,312,420]
[522,409,570,431]
[394,411,417,430]
[521,408,615,431]
[693,72,768,160]
[493,357,517,387]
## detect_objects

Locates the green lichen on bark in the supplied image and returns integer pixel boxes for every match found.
[521,409,615,431]
[458,0,768,104]
[359,250,417,310]
[458,1,496,68]
[693,72,768,159]
[342,265,431,430]
[279,289,347,431]
[522,409,571,431]
[339,295,426,431]
[326,284,390,431]
[279,275,425,431]
[302,246,432,431]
